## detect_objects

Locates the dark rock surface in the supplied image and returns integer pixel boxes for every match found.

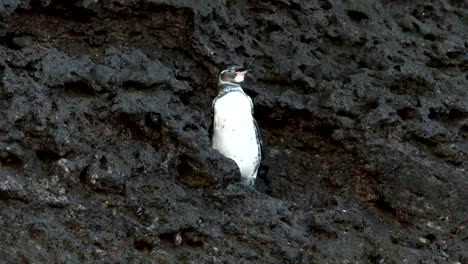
[0,0,467,263]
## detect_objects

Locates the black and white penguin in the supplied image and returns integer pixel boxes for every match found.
[211,65,262,186]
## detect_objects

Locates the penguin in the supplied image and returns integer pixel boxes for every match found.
[211,65,262,186]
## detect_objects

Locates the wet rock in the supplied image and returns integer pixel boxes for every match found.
[0,0,19,18]
[0,170,29,202]
[0,0,467,263]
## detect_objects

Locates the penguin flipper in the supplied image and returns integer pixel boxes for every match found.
[210,96,219,142]
[208,118,213,140]
[253,119,264,161]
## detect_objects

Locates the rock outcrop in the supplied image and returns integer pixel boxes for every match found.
[0,0,466,263]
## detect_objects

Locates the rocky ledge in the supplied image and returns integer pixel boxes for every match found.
[0,0,467,263]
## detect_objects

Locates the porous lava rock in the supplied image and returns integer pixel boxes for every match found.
[0,0,467,263]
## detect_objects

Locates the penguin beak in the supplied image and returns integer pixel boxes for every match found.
[235,70,247,77]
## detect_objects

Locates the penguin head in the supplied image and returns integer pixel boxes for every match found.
[219,65,248,84]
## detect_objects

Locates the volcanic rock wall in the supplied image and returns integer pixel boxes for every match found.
[0,0,467,263]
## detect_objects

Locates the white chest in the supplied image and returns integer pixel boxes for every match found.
[212,91,261,185]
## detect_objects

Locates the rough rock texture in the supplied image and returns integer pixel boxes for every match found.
[0,0,467,263]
